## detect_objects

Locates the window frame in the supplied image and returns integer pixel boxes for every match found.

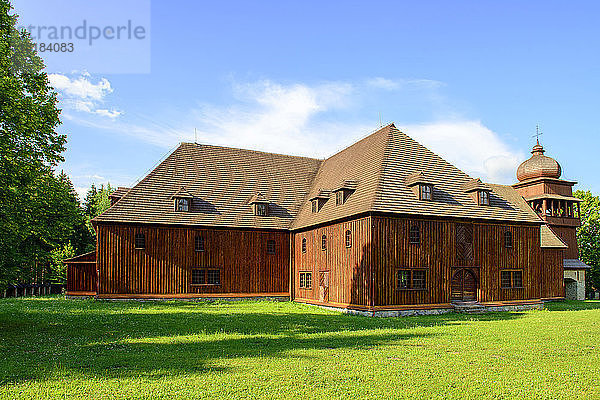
[419,184,433,201]
[478,190,490,206]
[255,203,268,216]
[267,239,276,255]
[194,235,205,252]
[299,271,312,289]
[301,238,307,253]
[175,197,190,212]
[500,269,524,289]
[321,234,327,251]
[336,190,345,205]
[409,225,420,245]
[345,230,352,248]
[504,231,513,249]
[396,268,428,291]
[190,268,221,286]
[134,233,145,249]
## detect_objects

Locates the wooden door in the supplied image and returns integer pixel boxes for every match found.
[319,271,329,303]
[451,268,477,302]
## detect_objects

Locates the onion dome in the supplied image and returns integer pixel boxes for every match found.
[516,142,562,182]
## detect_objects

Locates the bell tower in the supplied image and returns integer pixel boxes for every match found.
[512,137,589,299]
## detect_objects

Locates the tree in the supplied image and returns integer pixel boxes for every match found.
[574,190,600,297]
[83,183,114,239]
[48,242,74,284]
[0,0,67,289]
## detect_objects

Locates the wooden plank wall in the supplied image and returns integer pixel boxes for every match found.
[372,216,563,306]
[541,248,565,299]
[293,216,372,307]
[66,263,97,293]
[96,223,290,296]
[550,226,578,258]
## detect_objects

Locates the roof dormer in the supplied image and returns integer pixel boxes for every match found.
[462,178,492,206]
[333,180,357,205]
[310,190,331,213]
[171,187,193,211]
[405,171,434,201]
[249,192,270,216]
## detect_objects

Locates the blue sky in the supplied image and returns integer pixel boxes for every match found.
[11,1,600,198]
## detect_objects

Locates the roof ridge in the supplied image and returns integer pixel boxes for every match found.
[370,125,395,210]
[181,142,322,162]
[322,123,396,162]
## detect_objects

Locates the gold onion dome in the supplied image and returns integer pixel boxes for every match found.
[516,142,562,181]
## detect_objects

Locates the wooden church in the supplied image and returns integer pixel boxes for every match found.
[65,124,589,314]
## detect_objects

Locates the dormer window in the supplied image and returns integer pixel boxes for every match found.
[249,192,269,216]
[334,181,357,206]
[478,190,490,206]
[462,178,492,206]
[176,198,189,212]
[171,187,193,212]
[420,184,433,201]
[310,190,331,213]
[336,191,344,205]
[255,203,268,216]
[405,171,434,201]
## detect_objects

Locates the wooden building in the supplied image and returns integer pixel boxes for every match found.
[67,124,587,311]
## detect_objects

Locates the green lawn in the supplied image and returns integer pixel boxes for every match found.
[0,298,599,399]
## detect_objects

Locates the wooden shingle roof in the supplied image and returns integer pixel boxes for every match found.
[94,143,322,229]
[95,124,543,230]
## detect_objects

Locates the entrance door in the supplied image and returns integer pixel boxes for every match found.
[319,271,329,303]
[451,268,477,302]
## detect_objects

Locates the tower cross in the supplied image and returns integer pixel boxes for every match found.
[532,124,543,145]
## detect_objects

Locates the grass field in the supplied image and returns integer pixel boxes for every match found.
[0,298,599,399]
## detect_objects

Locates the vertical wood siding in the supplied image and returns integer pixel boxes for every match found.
[96,224,290,295]
[372,216,564,306]
[293,216,372,307]
[66,263,97,293]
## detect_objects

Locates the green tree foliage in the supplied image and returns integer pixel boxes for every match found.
[574,190,600,296]
[48,242,74,284]
[0,0,93,288]
[83,183,114,238]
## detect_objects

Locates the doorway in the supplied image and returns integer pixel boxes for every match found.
[451,268,477,302]
[319,271,329,303]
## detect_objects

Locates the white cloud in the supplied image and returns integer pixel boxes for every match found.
[49,73,122,119]
[403,120,525,184]
[64,77,525,185]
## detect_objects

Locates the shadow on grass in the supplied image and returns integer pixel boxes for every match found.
[0,297,526,384]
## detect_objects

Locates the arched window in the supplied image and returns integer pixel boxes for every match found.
[504,231,513,248]
[409,225,420,245]
[321,234,327,251]
[301,238,307,253]
[345,230,352,248]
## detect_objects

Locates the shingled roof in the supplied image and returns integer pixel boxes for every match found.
[94,143,321,229]
[95,124,543,230]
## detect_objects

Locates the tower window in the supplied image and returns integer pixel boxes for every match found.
[301,238,307,253]
[345,230,352,248]
[321,234,327,251]
[312,200,318,213]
